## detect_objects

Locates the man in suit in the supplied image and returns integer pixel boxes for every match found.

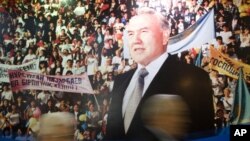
[105,7,215,141]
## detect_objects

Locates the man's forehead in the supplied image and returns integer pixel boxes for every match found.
[127,14,158,29]
[130,14,156,23]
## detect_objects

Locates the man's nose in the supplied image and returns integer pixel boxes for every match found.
[134,32,142,44]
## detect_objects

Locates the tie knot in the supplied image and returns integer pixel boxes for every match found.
[139,68,149,78]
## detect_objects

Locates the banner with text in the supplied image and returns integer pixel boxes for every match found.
[210,47,250,80]
[8,70,94,94]
[0,59,39,83]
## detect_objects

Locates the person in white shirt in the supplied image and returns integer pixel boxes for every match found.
[240,28,250,48]
[112,50,122,71]
[73,60,86,75]
[239,28,250,59]
[222,87,233,114]
[85,52,98,83]
[108,12,116,27]
[217,25,233,45]
[60,49,73,68]
[5,104,20,134]
[74,1,86,17]
[37,91,51,105]
[63,59,74,75]
[113,18,125,33]
[117,58,131,74]
[1,84,14,103]
[22,48,36,63]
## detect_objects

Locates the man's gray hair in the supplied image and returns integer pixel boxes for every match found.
[136,7,169,30]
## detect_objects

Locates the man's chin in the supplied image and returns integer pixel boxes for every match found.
[135,60,149,66]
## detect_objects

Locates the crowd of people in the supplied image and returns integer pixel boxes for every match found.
[0,0,249,140]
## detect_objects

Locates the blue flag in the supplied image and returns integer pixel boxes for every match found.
[168,9,215,54]
[195,49,203,67]
[229,68,250,124]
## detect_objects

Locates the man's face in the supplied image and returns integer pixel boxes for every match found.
[67,60,73,67]
[127,14,168,66]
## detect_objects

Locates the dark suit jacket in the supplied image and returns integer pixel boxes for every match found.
[105,55,215,141]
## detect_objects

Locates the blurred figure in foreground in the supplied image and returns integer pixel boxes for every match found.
[141,95,190,141]
[38,112,75,141]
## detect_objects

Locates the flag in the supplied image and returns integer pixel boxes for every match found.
[229,68,250,124]
[195,49,203,67]
[167,9,215,54]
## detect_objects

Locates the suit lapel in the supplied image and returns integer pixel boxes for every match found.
[143,56,176,100]
[107,69,136,138]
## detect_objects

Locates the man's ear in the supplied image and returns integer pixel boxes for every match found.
[162,29,170,46]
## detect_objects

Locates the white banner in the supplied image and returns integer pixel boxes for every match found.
[167,9,215,54]
[0,59,39,82]
[8,70,94,94]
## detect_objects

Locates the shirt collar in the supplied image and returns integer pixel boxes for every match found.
[137,52,168,75]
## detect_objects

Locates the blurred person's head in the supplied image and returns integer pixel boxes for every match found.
[222,25,229,32]
[88,103,95,112]
[106,57,112,66]
[39,61,48,69]
[38,49,45,56]
[191,0,197,6]
[63,49,69,55]
[216,36,223,44]
[141,95,190,140]
[37,30,42,37]
[66,59,73,67]
[38,112,75,141]
[223,88,231,97]
[75,60,81,67]
[3,99,9,107]
[66,70,73,75]
[47,99,53,107]
[115,49,121,56]
[73,104,79,112]
[31,100,36,107]
[50,22,54,28]
[3,84,9,91]
[55,60,62,67]
[215,109,224,119]
[244,28,249,34]
[27,48,34,55]
[107,72,114,81]
[17,96,22,103]
[11,104,17,113]
[17,128,23,136]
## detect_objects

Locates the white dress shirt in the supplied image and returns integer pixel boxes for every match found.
[122,52,168,116]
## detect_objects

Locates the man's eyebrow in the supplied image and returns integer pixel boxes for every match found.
[127,27,149,32]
